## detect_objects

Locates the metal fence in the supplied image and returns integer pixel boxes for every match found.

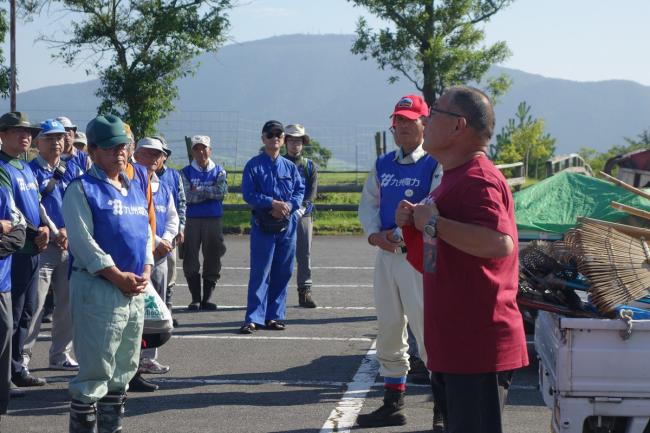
[20,108,387,171]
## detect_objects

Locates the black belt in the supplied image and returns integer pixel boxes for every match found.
[72,266,109,282]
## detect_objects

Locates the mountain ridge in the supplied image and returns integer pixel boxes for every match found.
[6,34,650,167]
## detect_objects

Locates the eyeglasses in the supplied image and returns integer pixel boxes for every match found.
[98,144,129,155]
[429,107,464,118]
[264,131,284,139]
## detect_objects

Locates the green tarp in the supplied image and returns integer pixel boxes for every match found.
[514,171,650,234]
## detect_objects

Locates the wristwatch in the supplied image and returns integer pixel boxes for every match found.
[423,215,439,238]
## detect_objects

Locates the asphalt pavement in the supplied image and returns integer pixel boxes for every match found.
[2,235,550,433]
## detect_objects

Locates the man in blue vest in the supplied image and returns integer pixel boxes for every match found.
[180,135,227,312]
[56,116,91,178]
[0,187,26,424]
[23,119,78,375]
[40,117,87,327]
[73,132,87,153]
[357,95,443,427]
[239,121,304,334]
[0,112,51,388]
[283,124,318,308]
[133,137,178,378]
[63,114,153,433]
[155,138,186,323]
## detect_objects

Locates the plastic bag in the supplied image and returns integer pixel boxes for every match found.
[143,282,173,334]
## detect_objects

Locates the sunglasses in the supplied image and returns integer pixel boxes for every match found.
[429,107,464,118]
[264,131,284,139]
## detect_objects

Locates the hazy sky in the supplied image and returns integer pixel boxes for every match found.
[5,0,650,92]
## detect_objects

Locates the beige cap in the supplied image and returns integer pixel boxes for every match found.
[285,124,310,143]
[285,124,306,137]
[136,137,165,152]
[74,131,87,145]
[191,135,211,148]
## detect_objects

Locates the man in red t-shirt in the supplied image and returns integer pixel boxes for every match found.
[396,85,528,433]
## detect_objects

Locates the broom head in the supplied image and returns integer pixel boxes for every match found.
[565,219,650,313]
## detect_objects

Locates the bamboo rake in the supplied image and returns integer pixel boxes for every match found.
[577,216,650,240]
[566,219,650,312]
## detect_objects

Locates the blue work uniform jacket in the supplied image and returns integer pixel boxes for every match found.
[241,152,305,216]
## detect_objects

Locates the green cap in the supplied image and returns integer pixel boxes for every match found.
[86,115,130,149]
[0,112,40,132]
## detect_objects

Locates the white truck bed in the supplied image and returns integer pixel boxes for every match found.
[534,311,650,433]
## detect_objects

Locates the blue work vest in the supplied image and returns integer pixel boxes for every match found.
[28,160,66,229]
[158,166,181,211]
[376,151,438,231]
[62,151,89,182]
[0,159,41,227]
[131,163,150,196]
[153,182,172,239]
[79,174,149,275]
[0,187,13,293]
[182,165,224,218]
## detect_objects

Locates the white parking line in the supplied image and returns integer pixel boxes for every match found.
[175,283,373,288]
[37,332,373,343]
[176,266,374,270]
[172,335,373,342]
[320,341,379,433]
[170,305,375,311]
[44,376,430,389]
[159,378,349,387]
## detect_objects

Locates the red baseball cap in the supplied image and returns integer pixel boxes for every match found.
[390,94,428,120]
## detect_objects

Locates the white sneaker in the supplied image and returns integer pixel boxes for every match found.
[49,359,79,371]
[139,358,170,374]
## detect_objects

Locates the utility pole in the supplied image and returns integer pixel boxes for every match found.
[10,0,17,111]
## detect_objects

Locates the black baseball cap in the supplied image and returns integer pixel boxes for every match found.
[262,120,284,134]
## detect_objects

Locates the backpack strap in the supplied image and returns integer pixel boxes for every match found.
[42,160,67,197]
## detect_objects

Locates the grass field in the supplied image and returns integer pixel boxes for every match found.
[223,171,365,235]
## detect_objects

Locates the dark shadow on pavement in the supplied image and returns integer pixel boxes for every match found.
[6,388,69,418]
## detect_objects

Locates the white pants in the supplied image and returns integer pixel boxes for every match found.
[373,250,426,378]
[23,245,74,366]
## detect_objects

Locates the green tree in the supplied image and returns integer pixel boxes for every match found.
[303,138,332,169]
[42,0,231,138]
[0,8,10,98]
[623,129,650,148]
[491,101,555,178]
[348,0,513,105]
[280,138,333,169]
[579,128,650,174]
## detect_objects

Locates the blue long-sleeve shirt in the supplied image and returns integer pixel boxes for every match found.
[242,153,304,213]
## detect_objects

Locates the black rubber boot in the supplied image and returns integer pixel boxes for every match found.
[97,392,125,433]
[201,279,218,311]
[128,373,158,392]
[356,388,406,427]
[432,404,446,433]
[186,274,201,311]
[69,400,97,433]
[407,355,431,384]
[298,287,317,308]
